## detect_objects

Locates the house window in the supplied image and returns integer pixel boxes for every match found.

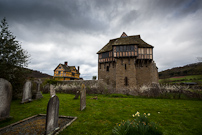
[124,77,128,86]
[58,71,61,75]
[106,66,109,71]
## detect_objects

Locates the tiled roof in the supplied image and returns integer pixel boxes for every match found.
[54,64,80,74]
[97,33,153,54]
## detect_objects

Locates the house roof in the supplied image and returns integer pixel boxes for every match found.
[54,64,80,74]
[97,32,153,54]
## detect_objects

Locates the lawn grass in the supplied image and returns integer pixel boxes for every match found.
[1,94,202,135]
[159,75,202,84]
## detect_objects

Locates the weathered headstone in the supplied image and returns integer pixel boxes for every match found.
[34,79,43,99]
[0,78,12,120]
[50,84,56,97]
[73,90,80,99]
[21,80,32,103]
[80,84,86,111]
[45,95,59,135]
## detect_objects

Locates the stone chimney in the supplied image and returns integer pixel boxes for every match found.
[64,61,68,66]
[78,66,80,72]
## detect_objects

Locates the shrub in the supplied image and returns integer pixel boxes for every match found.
[44,78,58,85]
[112,112,162,135]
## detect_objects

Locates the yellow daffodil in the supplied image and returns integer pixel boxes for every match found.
[148,113,150,116]
[135,111,140,116]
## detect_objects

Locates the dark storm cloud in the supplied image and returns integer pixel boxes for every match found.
[0,0,108,35]
[0,0,202,79]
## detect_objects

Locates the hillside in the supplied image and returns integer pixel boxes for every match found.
[159,62,202,79]
[25,68,52,78]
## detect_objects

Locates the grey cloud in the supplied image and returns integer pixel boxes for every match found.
[1,0,202,79]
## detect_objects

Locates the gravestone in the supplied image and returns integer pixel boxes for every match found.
[73,90,80,99]
[34,79,43,99]
[50,85,56,97]
[45,95,59,135]
[0,78,12,120]
[21,80,32,103]
[80,84,86,111]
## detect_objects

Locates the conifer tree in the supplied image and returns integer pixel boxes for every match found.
[0,17,30,99]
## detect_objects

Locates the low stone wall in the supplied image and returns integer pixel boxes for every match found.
[42,80,156,96]
[43,80,116,95]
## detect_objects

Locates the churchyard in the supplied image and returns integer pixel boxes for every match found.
[0,92,202,134]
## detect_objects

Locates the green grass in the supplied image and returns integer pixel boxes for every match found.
[159,75,202,84]
[1,94,202,135]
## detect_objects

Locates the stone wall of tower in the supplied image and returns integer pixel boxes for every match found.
[115,58,137,91]
[98,62,116,88]
[98,59,159,91]
[151,61,159,83]
[136,61,159,88]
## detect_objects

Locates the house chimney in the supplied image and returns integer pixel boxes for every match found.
[78,66,80,72]
[64,61,68,66]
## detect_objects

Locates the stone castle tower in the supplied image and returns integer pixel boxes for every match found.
[97,32,158,91]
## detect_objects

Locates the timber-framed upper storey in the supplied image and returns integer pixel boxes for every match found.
[97,32,153,63]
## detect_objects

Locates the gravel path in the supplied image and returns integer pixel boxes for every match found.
[0,115,74,135]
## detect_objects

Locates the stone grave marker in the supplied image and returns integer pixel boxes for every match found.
[50,84,56,97]
[21,80,32,103]
[0,78,12,120]
[45,95,59,135]
[73,90,80,99]
[34,79,43,99]
[80,84,86,111]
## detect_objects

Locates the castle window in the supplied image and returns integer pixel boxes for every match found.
[130,45,134,51]
[99,63,101,69]
[124,46,126,51]
[120,46,123,51]
[106,66,109,71]
[102,52,109,58]
[127,46,130,51]
[125,64,127,70]
[116,46,119,51]
[124,77,128,86]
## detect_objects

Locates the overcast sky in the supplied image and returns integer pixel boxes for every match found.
[1,0,202,80]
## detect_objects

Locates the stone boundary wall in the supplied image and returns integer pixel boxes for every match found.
[43,80,116,95]
[42,80,159,96]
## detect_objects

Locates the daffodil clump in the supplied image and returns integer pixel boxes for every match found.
[112,112,162,135]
